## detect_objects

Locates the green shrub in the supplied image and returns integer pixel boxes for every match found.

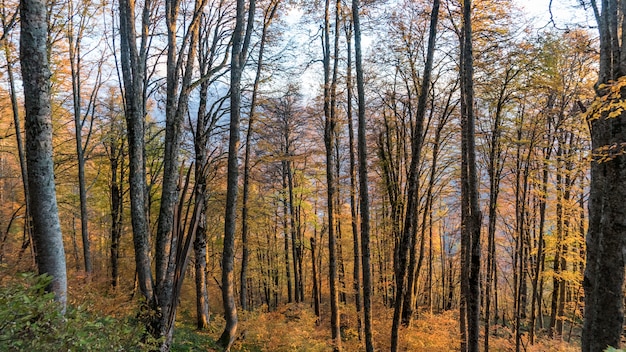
[0,273,149,351]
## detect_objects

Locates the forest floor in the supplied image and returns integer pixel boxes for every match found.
[172,281,580,352]
[0,270,582,352]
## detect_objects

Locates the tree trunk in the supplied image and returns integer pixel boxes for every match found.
[218,0,254,349]
[20,0,67,311]
[67,1,92,275]
[352,0,373,349]
[459,0,481,349]
[2,29,33,266]
[311,237,321,322]
[109,133,124,289]
[118,0,155,305]
[390,1,440,348]
[323,0,341,348]
[344,18,362,341]
[583,1,626,350]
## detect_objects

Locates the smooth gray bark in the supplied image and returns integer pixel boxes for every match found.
[20,0,67,311]
[219,0,255,348]
[118,0,154,303]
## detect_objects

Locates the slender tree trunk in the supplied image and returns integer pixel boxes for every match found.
[344,18,363,341]
[193,79,210,331]
[20,0,67,311]
[530,125,553,344]
[311,237,321,322]
[2,30,33,266]
[281,165,293,303]
[352,0,373,349]
[459,0,481,349]
[67,3,92,275]
[323,0,341,348]
[109,134,124,289]
[240,0,280,310]
[390,0,440,348]
[484,76,509,352]
[219,0,255,348]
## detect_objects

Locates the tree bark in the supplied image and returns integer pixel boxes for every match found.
[390,0,440,349]
[2,23,33,265]
[218,0,254,349]
[20,0,67,311]
[118,0,154,304]
[352,0,373,349]
[240,0,280,311]
[459,0,481,349]
[323,0,341,348]
[67,0,93,275]
[344,17,362,341]
[584,0,626,348]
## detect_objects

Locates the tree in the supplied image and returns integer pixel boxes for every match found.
[459,0,481,350]
[20,0,67,311]
[218,0,255,349]
[322,0,341,348]
[352,0,373,349]
[582,0,626,348]
[1,1,33,263]
[154,0,208,346]
[390,0,440,349]
[117,0,154,304]
[65,0,106,275]
[240,0,281,311]
[101,89,126,289]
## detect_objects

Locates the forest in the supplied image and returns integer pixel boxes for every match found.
[1,0,624,350]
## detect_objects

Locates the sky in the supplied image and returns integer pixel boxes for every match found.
[517,0,596,29]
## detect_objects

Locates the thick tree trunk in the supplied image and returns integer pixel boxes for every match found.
[20,0,67,311]
[584,1,626,349]
[118,0,154,305]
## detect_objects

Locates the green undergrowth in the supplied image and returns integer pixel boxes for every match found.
[170,322,220,351]
[0,273,151,351]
